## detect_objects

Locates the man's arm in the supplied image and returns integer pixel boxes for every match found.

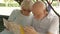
[48,16,59,34]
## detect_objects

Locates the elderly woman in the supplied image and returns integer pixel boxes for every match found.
[1,0,33,34]
[8,0,33,25]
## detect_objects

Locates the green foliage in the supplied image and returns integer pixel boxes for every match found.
[53,0,56,1]
[0,0,58,7]
[0,0,20,7]
[4,0,14,2]
[0,3,20,7]
[9,0,14,2]
[8,3,20,7]
[4,0,8,2]
[33,0,36,2]
[0,3,5,7]
[52,1,58,6]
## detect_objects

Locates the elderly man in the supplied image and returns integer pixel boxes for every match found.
[1,0,33,34]
[24,1,59,34]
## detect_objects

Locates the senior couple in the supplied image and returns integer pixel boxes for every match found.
[1,0,59,34]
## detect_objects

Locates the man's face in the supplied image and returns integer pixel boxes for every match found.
[32,5,45,16]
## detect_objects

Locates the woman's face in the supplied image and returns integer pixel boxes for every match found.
[22,6,31,12]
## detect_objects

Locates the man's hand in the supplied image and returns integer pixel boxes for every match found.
[24,26,38,34]
[47,32,53,34]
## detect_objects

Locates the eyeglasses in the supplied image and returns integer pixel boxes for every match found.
[22,8,31,12]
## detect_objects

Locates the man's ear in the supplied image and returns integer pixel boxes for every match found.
[43,9,48,15]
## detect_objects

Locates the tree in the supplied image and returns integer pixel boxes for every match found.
[9,0,14,2]
[14,0,23,5]
[4,0,9,7]
[4,0,14,7]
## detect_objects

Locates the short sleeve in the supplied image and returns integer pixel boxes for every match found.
[8,9,18,22]
[48,16,59,34]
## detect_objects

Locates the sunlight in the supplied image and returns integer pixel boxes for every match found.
[0,0,4,3]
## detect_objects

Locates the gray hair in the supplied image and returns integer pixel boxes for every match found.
[21,0,34,10]
[32,1,46,10]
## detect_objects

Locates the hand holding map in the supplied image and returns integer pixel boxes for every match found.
[3,18,25,34]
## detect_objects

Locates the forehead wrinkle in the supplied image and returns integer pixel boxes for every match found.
[32,1,46,10]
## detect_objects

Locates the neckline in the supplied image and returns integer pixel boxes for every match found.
[19,10,31,17]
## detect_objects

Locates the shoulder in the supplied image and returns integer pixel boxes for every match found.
[47,12,59,22]
[51,13,59,20]
[9,9,21,17]
[51,13,59,24]
[10,9,21,16]
[12,9,20,13]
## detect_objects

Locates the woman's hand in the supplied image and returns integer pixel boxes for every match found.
[24,26,38,34]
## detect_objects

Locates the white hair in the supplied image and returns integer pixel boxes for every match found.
[32,1,46,10]
[21,0,34,10]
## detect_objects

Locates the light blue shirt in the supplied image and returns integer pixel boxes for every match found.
[1,9,33,34]
[32,12,59,34]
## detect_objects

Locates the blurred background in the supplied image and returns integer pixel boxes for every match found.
[0,0,60,7]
